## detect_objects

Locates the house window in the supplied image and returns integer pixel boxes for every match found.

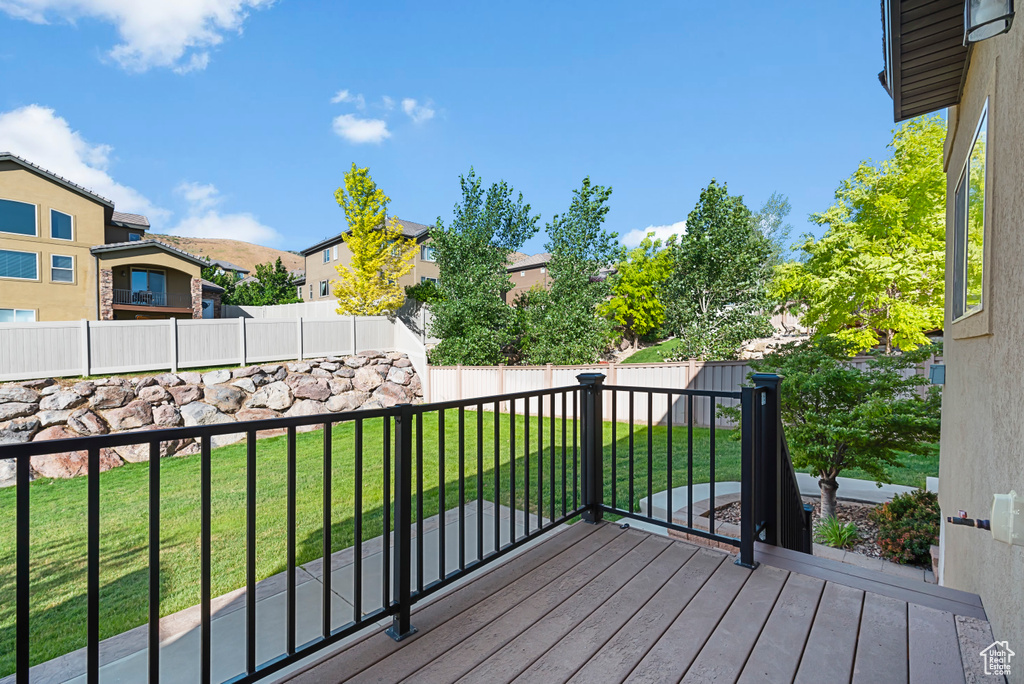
[333,245,338,260]
[0,308,35,322]
[540,267,546,274]
[0,199,37,237]
[309,284,313,298]
[323,248,331,263]
[953,105,988,321]
[50,209,73,241]
[520,271,526,277]
[297,286,302,300]
[51,254,74,283]
[132,268,166,293]
[319,280,329,297]
[421,276,438,284]
[128,232,142,242]
[0,249,38,280]
[420,245,436,262]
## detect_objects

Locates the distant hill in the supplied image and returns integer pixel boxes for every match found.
[150,234,304,274]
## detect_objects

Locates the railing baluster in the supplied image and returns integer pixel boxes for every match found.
[354,419,363,622]
[628,391,634,513]
[687,395,694,530]
[246,431,257,674]
[458,407,465,571]
[16,455,29,684]
[524,398,530,536]
[200,435,211,684]
[493,400,500,552]
[611,390,617,511]
[549,392,556,527]
[286,426,297,654]
[573,391,578,512]
[561,392,567,518]
[509,399,516,544]
[537,394,543,530]
[382,417,391,610]
[148,440,160,683]
[647,392,653,519]
[667,394,673,524]
[415,412,424,593]
[87,446,99,684]
[437,411,445,582]
[709,401,716,534]
[476,405,483,561]
[322,422,332,637]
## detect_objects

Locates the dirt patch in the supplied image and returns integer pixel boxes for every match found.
[713,496,883,559]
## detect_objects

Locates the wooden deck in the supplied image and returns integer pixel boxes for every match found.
[282,522,986,684]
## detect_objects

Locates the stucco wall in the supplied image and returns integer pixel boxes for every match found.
[0,164,104,321]
[506,263,551,302]
[940,25,1024,681]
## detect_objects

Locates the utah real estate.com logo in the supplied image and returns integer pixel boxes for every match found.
[980,641,1014,677]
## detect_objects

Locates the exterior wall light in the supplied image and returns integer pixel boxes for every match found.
[965,0,1015,43]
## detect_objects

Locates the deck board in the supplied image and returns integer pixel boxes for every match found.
[281,522,984,684]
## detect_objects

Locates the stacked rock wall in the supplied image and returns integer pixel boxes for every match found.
[0,351,421,487]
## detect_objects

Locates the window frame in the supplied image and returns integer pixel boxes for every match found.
[322,248,331,264]
[319,280,329,297]
[0,248,40,281]
[50,254,75,283]
[333,245,338,260]
[0,198,38,237]
[131,267,167,293]
[0,308,36,323]
[50,208,74,241]
[420,244,436,262]
[421,276,438,284]
[952,102,989,323]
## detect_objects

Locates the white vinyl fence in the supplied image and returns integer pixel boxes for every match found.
[428,357,940,428]
[0,315,422,382]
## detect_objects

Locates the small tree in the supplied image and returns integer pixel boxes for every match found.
[739,340,941,519]
[231,258,301,306]
[200,259,240,303]
[772,116,946,353]
[663,179,775,360]
[332,164,417,315]
[522,177,622,365]
[598,233,672,350]
[429,169,539,365]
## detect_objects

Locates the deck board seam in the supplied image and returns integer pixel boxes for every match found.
[787,572,828,682]
[732,569,793,681]
[848,585,867,684]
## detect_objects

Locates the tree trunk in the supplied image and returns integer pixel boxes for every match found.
[819,477,838,520]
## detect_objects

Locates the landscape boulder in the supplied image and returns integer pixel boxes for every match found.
[203,384,246,413]
[29,427,123,478]
[326,392,368,412]
[235,408,279,422]
[138,385,172,404]
[353,366,383,392]
[19,378,54,390]
[344,356,368,369]
[154,373,184,388]
[90,385,134,409]
[104,400,154,431]
[177,372,202,385]
[67,409,108,435]
[333,367,355,378]
[168,385,203,405]
[233,366,261,379]
[287,362,311,374]
[0,402,38,421]
[180,402,241,447]
[373,382,410,408]
[153,404,182,427]
[36,410,72,428]
[72,381,96,397]
[202,370,232,386]
[247,381,293,411]
[0,416,42,444]
[386,367,411,386]
[232,377,257,393]
[286,376,331,401]
[0,384,40,404]
[393,358,412,368]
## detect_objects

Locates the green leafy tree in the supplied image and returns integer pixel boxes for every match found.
[772,115,946,353]
[231,258,301,306]
[522,178,622,364]
[404,280,443,305]
[429,169,540,365]
[754,191,794,268]
[598,233,672,350]
[200,259,241,303]
[663,179,774,360]
[731,340,941,519]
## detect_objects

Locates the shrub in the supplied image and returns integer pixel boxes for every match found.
[814,516,860,549]
[869,489,939,565]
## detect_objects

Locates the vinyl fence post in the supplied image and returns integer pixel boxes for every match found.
[296,316,303,361]
[386,403,417,641]
[239,317,247,366]
[80,319,91,377]
[350,316,357,354]
[577,373,605,523]
[169,317,178,373]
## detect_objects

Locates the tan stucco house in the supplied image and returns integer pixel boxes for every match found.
[0,153,210,322]
[299,219,439,302]
[505,252,552,303]
[881,1,1024,677]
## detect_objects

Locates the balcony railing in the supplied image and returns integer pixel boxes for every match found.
[0,372,808,684]
[112,289,193,308]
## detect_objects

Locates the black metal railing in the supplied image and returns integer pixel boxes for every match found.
[112,289,193,308]
[0,371,809,683]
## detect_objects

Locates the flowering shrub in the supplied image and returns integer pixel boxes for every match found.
[868,490,939,565]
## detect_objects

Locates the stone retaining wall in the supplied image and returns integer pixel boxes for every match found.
[0,351,421,487]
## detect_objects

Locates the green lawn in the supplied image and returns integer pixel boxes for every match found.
[0,411,936,675]
[621,339,683,363]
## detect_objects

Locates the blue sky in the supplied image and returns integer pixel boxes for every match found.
[0,1,901,255]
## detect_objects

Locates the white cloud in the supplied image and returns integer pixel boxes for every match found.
[401,98,435,124]
[330,89,365,109]
[0,0,274,72]
[381,95,395,110]
[332,114,390,144]
[0,104,169,220]
[621,221,687,248]
[167,181,282,244]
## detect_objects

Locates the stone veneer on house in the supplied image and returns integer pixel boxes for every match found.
[0,351,421,487]
[98,268,114,320]
[190,277,203,319]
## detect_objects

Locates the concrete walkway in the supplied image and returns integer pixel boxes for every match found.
[7,502,556,684]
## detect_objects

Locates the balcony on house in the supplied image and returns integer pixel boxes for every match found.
[109,265,196,318]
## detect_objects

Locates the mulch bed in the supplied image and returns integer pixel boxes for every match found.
[714,496,883,559]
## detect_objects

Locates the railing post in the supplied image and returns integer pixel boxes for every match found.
[577,373,605,523]
[752,374,782,546]
[736,385,758,568]
[387,403,417,641]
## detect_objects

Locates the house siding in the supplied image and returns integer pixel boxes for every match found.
[506,263,551,302]
[939,25,1024,683]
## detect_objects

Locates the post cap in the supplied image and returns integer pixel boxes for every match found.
[576,372,606,385]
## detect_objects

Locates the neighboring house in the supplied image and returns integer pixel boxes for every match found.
[207,258,250,279]
[879,1,1024,674]
[200,279,225,319]
[505,252,551,302]
[0,153,208,321]
[299,219,439,302]
[291,268,306,301]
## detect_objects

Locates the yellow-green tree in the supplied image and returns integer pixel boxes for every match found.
[332,164,416,315]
